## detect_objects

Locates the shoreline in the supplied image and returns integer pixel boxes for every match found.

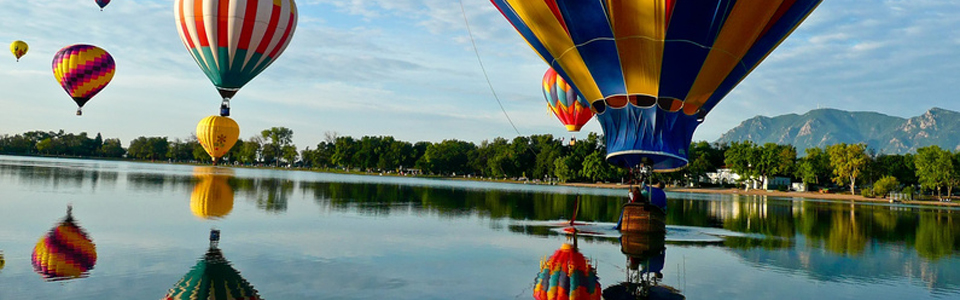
[562,182,960,207]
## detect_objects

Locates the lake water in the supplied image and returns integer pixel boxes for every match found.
[0,155,958,300]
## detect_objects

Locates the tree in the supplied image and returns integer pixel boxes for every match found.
[581,151,618,182]
[98,138,125,157]
[554,155,575,183]
[796,147,831,189]
[260,127,294,166]
[827,143,870,195]
[725,141,759,189]
[915,145,952,199]
[238,137,262,164]
[872,176,899,198]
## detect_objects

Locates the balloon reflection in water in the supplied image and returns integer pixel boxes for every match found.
[603,232,684,300]
[31,205,98,281]
[0,250,5,272]
[190,167,236,219]
[534,231,601,300]
[163,229,261,300]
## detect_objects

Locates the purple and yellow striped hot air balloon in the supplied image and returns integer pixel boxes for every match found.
[52,44,116,116]
[534,243,601,300]
[174,0,298,117]
[543,68,594,132]
[32,206,97,281]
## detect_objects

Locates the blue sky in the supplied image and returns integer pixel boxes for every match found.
[1,0,959,150]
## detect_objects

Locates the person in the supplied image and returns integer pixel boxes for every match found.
[630,186,645,203]
[647,182,667,211]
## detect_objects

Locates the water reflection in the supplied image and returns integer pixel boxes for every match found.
[31,206,97,281]
[190,167,236,220]
[533,233,602,300]
[0,162,118,189]
[162,230,261,300]
[236,178,293,212]
[0,250,5,273]
[603,233,684,300]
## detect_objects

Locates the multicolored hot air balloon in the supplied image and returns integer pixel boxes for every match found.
[163,230,262,300]
[52,44,116,116]
[32,206,97,281]
[491,1,822,171]
[543,68,593,132]
[191,167,235,219]
[534,242,601,300]
[197,115,240,164]
[174,0,299,116]
[10,40,28,62]
[95,0,110,11]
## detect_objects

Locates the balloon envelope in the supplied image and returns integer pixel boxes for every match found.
[491,0,821,171]
[164,231,261,300]
[95,0,110,10]
[543,68,593,132]
[10,40,27,61]
[191,167,235,219]
[174,0,298,105]
[197,116,240,163]
[31,207,97,281]
[534,243,601,300]
[52,44,116,115]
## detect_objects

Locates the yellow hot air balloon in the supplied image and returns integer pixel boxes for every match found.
[10,40,27,61]
[196,116,240,165]
[190,167,235,219]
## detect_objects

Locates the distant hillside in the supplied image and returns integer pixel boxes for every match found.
[715,108,960,154]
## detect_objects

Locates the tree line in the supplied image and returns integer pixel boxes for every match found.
[1,128,958,198]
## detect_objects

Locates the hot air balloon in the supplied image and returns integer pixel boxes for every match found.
[534,233,601,300]
[491,0,822,171]
[174,0,299,117]
[52,44,116,116]
[197,115,240,165]
[191,167,235,219]
[0,250,5,272]
[543,68,593,132]
[32,206,97,281]
[163,229,262,300]
[10,40,27,62]
[95,0,110,11]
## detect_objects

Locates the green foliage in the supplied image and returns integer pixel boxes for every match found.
[796,147,831,187]
[860,187,874,198]
[915,145,952,198]
[872,176,899,198]
[827,143,870,195]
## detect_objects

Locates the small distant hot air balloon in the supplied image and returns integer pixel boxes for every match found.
[95,0,110,11]
[197,116,240,165]
[0,250,5,272]
[10,40,28,62]
[534,236,601,300]
[543,68,593,132]
[32,206,97,281]
[191,167,235,219]
[163,230,262,300]
[52,44,116,116]
[174,0,299,116]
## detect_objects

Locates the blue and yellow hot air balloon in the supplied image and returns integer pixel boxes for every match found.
[31,206,97,281]
[95,0,110,11]
[52,44,116,116]
[543,67,593,132]
[174,0,298,116]
[10,40,27,62]
[491,0,821,171]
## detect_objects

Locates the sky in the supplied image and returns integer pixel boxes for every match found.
[1,0,959,151]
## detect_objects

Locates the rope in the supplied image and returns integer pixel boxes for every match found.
[459,0,522,136]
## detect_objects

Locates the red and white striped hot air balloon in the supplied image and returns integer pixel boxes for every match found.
[174,0,298,117]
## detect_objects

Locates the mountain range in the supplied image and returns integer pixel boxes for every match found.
[715,107,960,155]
